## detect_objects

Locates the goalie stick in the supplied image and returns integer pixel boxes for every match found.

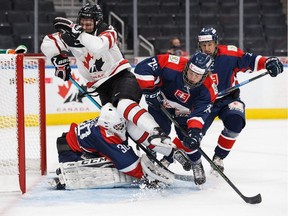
[69,77,194,183]
[160,105,262,204]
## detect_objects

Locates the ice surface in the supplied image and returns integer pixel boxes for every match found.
[0,120,287,216]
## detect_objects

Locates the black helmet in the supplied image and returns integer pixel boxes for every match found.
[77,3,103,33]
[183,52,212,88]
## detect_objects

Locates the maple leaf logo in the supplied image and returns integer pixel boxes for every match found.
[58,80,72,99]
[89,57,104,74]
[83,53,93,69]
[95,58,104,71]
[57,74,85,103]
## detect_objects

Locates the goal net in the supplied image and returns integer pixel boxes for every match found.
[0,54,46,194]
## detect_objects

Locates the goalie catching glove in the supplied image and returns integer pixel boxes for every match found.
[51,54,71,81]
[183,128,203,150]
[54,17,83,39]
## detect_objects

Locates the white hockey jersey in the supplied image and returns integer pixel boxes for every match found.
[40,25,131,88]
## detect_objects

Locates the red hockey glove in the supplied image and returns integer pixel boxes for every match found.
[51,54,71,81]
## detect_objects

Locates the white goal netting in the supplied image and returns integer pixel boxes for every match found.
[0,54,46,193]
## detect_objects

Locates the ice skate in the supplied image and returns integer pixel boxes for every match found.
[158,149,192,171]
[148,127,172,147]
[210,155,224,176]
[173,149,192,171]
[191,159,206,185]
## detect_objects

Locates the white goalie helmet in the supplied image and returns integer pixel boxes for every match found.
[98,103,128,140]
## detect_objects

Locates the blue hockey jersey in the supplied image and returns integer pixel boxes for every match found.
[65,118,142,177]
[134,54,218,129]
[211,45,267,94]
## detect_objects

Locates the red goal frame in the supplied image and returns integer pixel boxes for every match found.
[16,54,47,193]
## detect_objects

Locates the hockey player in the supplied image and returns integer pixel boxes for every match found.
[40,3,189,163]
[197,27,283,172]
[54,103,179,190]
[134,52,218,185]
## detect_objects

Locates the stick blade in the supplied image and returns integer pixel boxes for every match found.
[244,193,262,204]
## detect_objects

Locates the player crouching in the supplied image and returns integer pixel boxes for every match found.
[51,103,186,190]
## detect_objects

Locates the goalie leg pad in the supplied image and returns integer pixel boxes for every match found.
[140,154,175,185]
[57,158,136,190]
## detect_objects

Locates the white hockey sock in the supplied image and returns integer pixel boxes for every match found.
[127,122,173,156]
[117,98,159,134]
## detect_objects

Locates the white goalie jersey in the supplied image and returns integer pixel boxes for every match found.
[40,26,131,88]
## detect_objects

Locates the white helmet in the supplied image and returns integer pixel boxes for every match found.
[98,103,127,140]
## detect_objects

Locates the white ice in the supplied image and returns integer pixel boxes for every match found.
[0,119,287,216]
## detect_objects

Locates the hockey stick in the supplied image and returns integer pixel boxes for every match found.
[69,77,101,109]
[160,105,262,204]
[69,77,194,182]
[218,71,269,97]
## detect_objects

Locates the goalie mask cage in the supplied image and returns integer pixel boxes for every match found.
[0,54,46,194]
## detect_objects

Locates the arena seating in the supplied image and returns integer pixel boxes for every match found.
[0,0,286,56]
[0,0,65,52]
[100,0,287,56]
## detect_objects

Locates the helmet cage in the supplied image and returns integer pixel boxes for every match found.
[183,52,212,88]
[98,103,127,138]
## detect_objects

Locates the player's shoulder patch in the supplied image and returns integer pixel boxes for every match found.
[226,45,238,52]
[168,55,180,64]
[218,45,243,57]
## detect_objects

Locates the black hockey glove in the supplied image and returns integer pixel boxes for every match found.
[183,128,203,150]
[51,54,71,81]
[143,88,164,110]
[54,17,83,39]
[265,57,283,77]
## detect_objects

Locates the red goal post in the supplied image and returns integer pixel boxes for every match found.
[0,54,46,194]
